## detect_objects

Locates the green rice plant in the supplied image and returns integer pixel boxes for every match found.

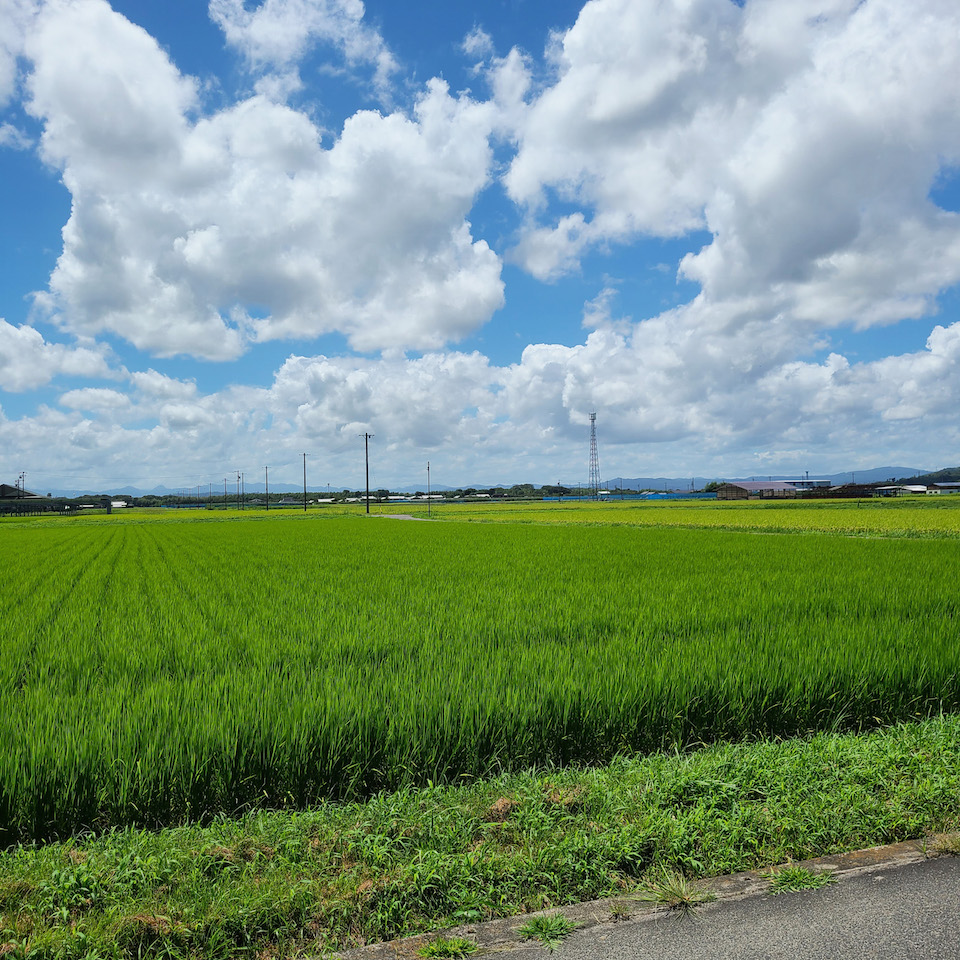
[1,512,960,841]
[429,492,960,538]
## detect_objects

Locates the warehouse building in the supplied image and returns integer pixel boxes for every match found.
[0,482,48,516]
[716,481,799,500]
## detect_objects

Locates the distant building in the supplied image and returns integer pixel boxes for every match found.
[874,484,928,496]
[930,482,960,493]
[782,478,832,491]
[1,482,58,516]
[800,483,879,499]
[0,482,39,499]
[716,481,798,500]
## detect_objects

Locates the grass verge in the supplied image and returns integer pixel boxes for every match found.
[1,715,958,959]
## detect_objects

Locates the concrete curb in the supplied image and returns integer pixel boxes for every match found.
[329,834,958,959]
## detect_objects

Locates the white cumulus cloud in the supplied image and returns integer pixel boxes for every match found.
[0,319,111,391]
[22,0,503,360]
[0,0,38,107]
[209,0,397,97]
[5,0,960,487]
[507,0,960,347]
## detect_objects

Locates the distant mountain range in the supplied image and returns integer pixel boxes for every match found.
[27,465,940,498]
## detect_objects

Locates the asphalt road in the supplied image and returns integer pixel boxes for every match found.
[551,856,960,960]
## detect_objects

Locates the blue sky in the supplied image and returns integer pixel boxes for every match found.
[1,0,959,493]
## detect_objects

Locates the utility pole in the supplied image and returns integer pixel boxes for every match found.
[18,472,25,498]
[360,433,374,514]
[427,460,431,518]
[302,453,307,512]
[237,472,241,511]
[265,466,269,511]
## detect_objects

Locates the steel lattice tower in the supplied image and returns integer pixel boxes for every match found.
[588,412,601,499]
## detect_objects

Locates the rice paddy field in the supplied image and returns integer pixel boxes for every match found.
[402,492,960,536]
[2,498,959,845]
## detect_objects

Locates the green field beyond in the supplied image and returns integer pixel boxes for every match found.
[2,502,959,843]
[404,492,960,536]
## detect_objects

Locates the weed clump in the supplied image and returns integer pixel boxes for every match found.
[766,864,837,894]
[518,913,579,951]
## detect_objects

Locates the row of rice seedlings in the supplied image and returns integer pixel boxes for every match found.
[2,517,958,841]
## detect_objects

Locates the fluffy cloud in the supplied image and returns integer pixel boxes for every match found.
[59,386,130,414]
[462,27,494,63]
[506,0,743,258]
[209,0,397,96]
[0,0,38,107]
[266,350,498,456]
[5,0,960,487]
[129,369,198,401]
[6,308,960,487]
[0,320,111,391]
[507,0,960,344]
[491,0,960,475]
[0,121,31,148]
[24,0,503,360]
[4,350,498,487]
[493,309,960,475]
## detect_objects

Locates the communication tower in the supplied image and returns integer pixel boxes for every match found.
[588,412,601,499]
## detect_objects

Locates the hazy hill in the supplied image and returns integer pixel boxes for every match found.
[899,466,960,484]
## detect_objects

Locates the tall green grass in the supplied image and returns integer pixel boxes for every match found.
[1,516,958,842]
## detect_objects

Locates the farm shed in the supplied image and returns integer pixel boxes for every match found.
[0,483,36,498]
[716,481,798,500]
[0,483,60,516]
